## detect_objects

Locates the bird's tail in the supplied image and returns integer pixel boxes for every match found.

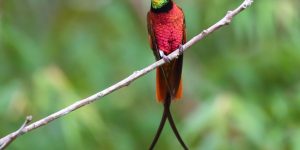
[149,94,170,150]
[165,101,188,150]
[149,94,188,150]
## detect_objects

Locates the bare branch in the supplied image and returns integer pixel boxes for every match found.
[0,116,32,150]
[0,0,253,149]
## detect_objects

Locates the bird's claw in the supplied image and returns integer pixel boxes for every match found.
[162,55,171,63]
[178,44,184,55]
[159,50,171,63]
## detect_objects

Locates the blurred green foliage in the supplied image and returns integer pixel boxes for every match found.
[1,0,300,149]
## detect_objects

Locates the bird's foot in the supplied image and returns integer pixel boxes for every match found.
[178,44,184,55]
[159,50,171,63]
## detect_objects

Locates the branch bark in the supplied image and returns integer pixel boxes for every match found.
[0,0,253,149]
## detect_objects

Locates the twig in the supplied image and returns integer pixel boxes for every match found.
[0,0,253,149]
[0,116,32,150]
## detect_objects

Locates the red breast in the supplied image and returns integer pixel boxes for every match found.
[148,4,185,54]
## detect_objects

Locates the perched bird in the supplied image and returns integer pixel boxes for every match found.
[147,0,188,149]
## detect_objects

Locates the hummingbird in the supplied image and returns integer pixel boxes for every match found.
[147,0,188,149]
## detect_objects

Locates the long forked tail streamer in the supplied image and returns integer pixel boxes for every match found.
[166,106,188,150]
[149,94,188,150]
[149,95,169,150]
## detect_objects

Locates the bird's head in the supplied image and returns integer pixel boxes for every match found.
[151,0,170,9]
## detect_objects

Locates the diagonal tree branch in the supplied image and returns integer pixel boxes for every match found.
[0,0,253,149]
[0,116,32,150]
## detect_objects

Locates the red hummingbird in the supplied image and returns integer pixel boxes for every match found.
[147,0,187,149]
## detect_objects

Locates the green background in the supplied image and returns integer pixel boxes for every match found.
[1,0,300,149]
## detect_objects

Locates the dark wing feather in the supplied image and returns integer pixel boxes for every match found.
[172,7,186,99]
[147,12,161,61]
[180,7,187,44]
